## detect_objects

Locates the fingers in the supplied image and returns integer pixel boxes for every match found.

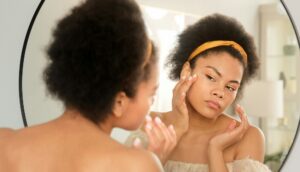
[226,120,237,131]
[176,74,198,96]
[235,104,249,131]
[155,117,176,151]
[144,116,177,162]
[172,74,198,114]
[227,104,249,139]
[133,137,143,149]
[172,75,188,96]
[145,116,176,147]
[209,105,250,151]
[173,76,187,101]
[168,125,177,144]
[144,117,160,150]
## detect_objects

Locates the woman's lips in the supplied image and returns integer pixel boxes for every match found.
[206,100,221,110]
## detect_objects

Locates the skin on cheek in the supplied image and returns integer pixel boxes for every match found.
[186,83,206,114]
[186,81,238,118]
[186,54,243,117]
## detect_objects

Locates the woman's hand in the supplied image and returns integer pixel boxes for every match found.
[133,115,177,164]
[207,104,249,172]
[209,104,250,152]
[163,74,198,140]
[133,70,198,164]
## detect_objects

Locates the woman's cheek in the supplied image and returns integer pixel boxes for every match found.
[223,93,236,108]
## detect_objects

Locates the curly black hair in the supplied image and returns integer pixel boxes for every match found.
[166,13,260,98]
[43,0,157,124]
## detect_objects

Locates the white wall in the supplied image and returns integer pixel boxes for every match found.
[137,0,276,46]
[0,0,40,128]
[23,0,84,126]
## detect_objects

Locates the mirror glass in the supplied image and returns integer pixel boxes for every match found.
[22,0,299,171]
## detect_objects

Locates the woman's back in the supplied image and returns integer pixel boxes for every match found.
[0,0,164,171]
[0,114,162,172]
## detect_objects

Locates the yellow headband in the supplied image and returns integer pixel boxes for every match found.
[188,40,248,66]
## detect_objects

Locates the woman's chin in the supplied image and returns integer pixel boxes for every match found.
[198,108,222,120]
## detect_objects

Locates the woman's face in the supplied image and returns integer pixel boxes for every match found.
[187,51,244,119]
[123,64,159,130]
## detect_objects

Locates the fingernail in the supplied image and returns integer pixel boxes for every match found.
[146,123,152,130]
[154,117,162,124]
[193,74,197,78]
[145,115,152,122]
[133,138,141,146]
[229,121,236,129]
[169,125,175,131]
[181,76,186,80]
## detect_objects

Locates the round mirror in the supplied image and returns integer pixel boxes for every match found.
[21,0,299,171]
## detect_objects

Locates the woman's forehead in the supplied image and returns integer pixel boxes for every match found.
[194,53,244,80]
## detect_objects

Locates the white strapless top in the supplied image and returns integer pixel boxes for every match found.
[126,130,272,172]
[164,158,271,172]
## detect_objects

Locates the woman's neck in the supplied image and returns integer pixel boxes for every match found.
[186,106,222,134]
[60,109,114,134]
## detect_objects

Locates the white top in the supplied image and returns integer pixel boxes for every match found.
[126,130,272,172]
[164,158,272,172]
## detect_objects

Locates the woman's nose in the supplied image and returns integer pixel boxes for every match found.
[212,89,224,99]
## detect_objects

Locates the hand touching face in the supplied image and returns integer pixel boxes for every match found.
[208,104,250,151]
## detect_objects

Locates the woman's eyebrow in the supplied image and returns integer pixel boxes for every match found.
[229,80,240,84]
[205,65,240,84]
[205,66,221,77]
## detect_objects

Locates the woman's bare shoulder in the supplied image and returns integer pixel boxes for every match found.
[236,125,265,161]
[245,125,264,139]
[79,139,163,172]
[115,148,163,172]
[0,128,18,164]
[0,128,15,139]
[89,144,163,172]
[219,114,265,161]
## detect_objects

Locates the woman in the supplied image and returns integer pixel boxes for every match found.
[128,14,271,171]
[0,0,175,171]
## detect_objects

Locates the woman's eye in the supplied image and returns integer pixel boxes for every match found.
[206,75,215,81]
[226,86,236,92]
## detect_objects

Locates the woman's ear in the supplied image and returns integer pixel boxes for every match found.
[180,62,191,79]
[112,92,129,118]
